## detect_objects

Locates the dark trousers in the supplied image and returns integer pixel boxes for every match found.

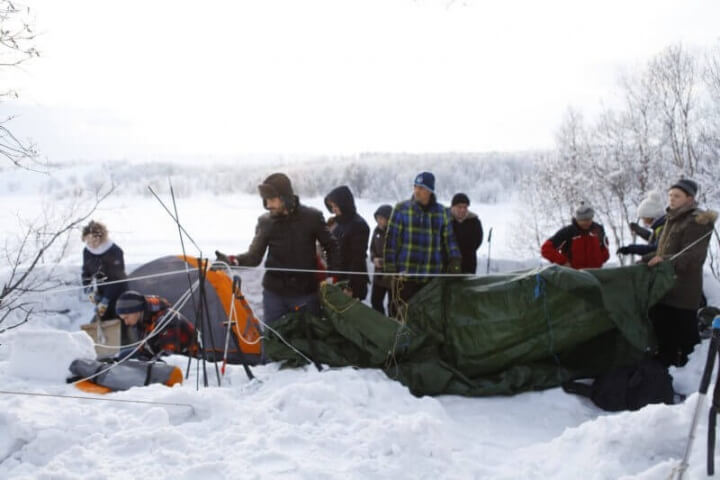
[649,303,700,367]
[262,289,320,327]
[389,279,427,318]
[371,283,391,315]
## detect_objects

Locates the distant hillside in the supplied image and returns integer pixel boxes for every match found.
[1,152,541,204]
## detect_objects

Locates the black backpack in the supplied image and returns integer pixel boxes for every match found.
[563,358,675,411]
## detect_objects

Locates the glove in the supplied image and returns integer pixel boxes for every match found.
[448,258,462,274]
[214,250,237,266]
[616,246,631,255]
[96,301,108,317]
[320,276,338,287]
[629,222,642,235]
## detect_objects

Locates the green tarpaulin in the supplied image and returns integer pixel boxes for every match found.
[264,263,676,397]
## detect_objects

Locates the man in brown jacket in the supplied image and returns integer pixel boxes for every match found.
[645,178,717,366]
[216,173,340,325]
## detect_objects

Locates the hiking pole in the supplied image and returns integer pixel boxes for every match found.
[708,315,720,476]
[486,227,493,274]
[675,316,720,479]
[197,258,221,387]
[627,216,639,266]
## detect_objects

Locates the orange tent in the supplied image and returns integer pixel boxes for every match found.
[127,255,262,365]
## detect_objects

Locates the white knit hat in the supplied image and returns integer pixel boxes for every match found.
[637,191,665,219]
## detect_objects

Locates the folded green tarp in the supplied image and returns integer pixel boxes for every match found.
[264,263,676,397]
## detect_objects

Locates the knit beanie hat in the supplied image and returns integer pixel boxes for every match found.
[670,178,698,198]
[413,171,435,193]
[115,290,146,315]
[451,193,470,206]
[374,204,393,220]
[574,201,594,221]
[636,191,666,219]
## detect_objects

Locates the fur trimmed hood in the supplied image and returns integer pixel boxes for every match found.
[695,209,718,225]
[81,220,108,243]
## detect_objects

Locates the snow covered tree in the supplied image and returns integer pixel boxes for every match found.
[1,188,113,334]
[0,3,119,333]
[518,42,720,277]
[0,0,39,169]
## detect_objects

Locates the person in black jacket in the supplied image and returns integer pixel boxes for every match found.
[450,193,483,274]
[617,190,666,257]
[324,186,370,301]
[81,220,128,321]
[216,173,340,325]
[369,204,392,314]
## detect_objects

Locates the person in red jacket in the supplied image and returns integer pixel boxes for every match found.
[541,201,610,269]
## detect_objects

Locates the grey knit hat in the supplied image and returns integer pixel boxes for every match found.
[574,201,594,221]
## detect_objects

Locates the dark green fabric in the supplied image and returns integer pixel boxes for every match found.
[264,263,676,397]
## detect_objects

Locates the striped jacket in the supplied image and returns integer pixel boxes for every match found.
[383,196,462,281]
[135,296,198,358]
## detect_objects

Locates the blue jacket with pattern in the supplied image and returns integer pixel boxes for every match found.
[383,195,461,281]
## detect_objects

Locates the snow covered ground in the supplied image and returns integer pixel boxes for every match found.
[1,172,720,479]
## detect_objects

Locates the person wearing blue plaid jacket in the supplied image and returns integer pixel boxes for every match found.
[383,171,462,316]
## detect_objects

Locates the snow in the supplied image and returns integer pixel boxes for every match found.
[1,171,719,479]
[7,329,96,382]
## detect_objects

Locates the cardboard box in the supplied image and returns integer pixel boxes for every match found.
[80,319,122,358]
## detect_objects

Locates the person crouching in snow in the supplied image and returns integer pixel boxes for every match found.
[541,201,610,269]
[81,220,128,321]
[617,190,666,257]
[115,290,198,360]
[324,185,370,300]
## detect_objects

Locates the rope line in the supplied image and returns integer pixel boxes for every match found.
[0,389,195,411]
[6,267,200,299]
[534,273,561,365]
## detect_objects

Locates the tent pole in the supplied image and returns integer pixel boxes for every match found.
[198,258,222,386]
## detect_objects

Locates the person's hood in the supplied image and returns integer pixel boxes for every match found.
[258,173,296,213]
[695,209,718,225]
[324,185,357,221]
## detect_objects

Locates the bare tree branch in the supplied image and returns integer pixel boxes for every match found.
[1,184,116,327]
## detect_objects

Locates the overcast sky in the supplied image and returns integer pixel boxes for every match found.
[4,0,720,162]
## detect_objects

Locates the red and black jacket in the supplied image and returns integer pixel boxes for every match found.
[137,296,198,358]
[541,220,610,269]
